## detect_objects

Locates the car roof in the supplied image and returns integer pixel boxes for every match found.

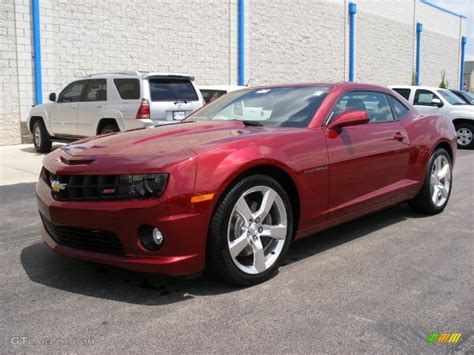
[245,82,395,93]
[198,85,246,91]
[86,71,194,80]
[388,85,449,91]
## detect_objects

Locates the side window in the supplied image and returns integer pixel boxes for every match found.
[387,95,410,120]
[114,79,140,99]
[392,88,411,101]
[58,81,87,103]
[413,89,440,106]
[331,91,395,123]
[83,79,107,102]
[201,90,226,104]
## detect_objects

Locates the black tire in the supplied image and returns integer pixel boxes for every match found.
[206,174,294,286]
[99,123,119,135]
[32,120,52,153]
[455,122,474,149]
[408,148,452,215]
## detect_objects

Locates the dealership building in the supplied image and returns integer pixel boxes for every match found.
[1,0,468,145]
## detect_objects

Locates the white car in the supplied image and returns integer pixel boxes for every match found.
[28,71,205,152]
[199,85,246,104]
[390,85,474,149]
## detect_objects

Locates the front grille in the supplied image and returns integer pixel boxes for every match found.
[41,214,125,255]
[48,172,138,201]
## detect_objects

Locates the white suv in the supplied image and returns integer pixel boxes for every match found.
[390,85,474,149]
[27,71,205,152]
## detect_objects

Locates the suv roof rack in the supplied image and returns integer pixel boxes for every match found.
[86,71,150,77]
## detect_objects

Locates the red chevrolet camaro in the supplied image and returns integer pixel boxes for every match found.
[37,83,456,285]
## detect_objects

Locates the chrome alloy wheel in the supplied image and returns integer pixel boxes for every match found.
[457,127,473,146]
[227,186,287,275]
[34,124,41,147]
[430,155,451,207]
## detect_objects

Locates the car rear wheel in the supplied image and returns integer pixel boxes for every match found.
[207,175,293,286]
[32,120,52,153]
[99,124,119,135]
[409,148,452,215]
[455,123,474,149]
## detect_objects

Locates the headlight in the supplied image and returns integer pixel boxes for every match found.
[118,173,169,198]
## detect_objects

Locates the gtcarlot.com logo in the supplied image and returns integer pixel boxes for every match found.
[426,333,462,344]
[11,336,95,346]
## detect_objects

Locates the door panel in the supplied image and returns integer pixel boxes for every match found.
[325,91,411,219]
[77,79,107,136]
[413,89,445,116]
[325,122,410,218]
[50,103,79,135]
[51,81,87,135]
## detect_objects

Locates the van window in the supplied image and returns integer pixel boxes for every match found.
[114,79,140,100]
[149,79,198,102]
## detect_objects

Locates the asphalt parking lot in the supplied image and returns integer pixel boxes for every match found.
[0,146,473,353]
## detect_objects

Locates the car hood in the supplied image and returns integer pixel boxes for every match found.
[60,121,285,162]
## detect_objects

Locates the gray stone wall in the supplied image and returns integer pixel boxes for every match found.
[0,0,467,145]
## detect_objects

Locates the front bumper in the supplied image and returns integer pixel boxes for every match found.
[36,178,210,276]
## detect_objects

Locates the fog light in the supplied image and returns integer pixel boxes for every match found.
[139,225,164,250]
[152,228,163,245]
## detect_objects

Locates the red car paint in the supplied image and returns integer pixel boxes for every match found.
[37,83,457,276]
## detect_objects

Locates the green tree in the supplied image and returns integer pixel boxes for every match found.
[439,70,449,89]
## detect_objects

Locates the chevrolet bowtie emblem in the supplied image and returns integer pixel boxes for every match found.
[51,180,67,192]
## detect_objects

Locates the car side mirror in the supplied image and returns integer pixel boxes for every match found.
[49,93,56,102]
[431,98,443,107]
[328,110,369,131]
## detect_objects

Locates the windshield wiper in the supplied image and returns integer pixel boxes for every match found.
[241,120,263,127]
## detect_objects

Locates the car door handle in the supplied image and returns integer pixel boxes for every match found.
[393,132,406,141]
[96,105,104,108]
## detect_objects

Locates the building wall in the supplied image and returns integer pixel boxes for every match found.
[1,0,21,144]
[0,0,467,145]
[248,0,346,85]
[416,2,465,87]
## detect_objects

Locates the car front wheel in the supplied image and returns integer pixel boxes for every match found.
[409,148,452,214]
[455,123,474,149]
[32,120,52,153]
[207,175,293,286]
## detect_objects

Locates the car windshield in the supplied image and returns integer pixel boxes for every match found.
[187,86,331,127]
[462,91,474,104]
[437,89,467,105]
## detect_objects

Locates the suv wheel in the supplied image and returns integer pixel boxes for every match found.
[32,120,52,153]
[455,122,474,149]
[99,124,119,135]
[207,175,293,286]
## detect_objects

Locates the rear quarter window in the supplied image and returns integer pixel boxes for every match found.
[114,79,140,99]
[149,79,198,102]
[387,95,410,120]
[392,88,411,101]
[201,89,227,104]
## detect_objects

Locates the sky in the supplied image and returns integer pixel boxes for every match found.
[430,0,474,61]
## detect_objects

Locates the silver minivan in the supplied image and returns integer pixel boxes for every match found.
[27,71,205,152]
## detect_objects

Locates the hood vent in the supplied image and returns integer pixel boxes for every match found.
[60,156,95,165]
